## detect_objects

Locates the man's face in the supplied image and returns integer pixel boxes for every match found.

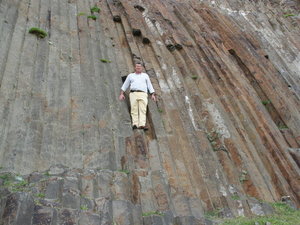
[135,64,143,73]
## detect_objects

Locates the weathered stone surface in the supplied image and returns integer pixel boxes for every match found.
[0,0,299,224]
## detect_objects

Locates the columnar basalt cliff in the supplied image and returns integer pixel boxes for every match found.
[0,0,299,224]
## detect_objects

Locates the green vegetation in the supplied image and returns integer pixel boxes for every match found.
[29,27,47,38]
[231,194,240,200]
[35,193,46,198]
[80,204,88,210]
[44,171,51,176]
[191,74,198,80]
[142,211,164,217]
[100,58,112,63]
[278,124,288,130]
[87,15,97,20]
[262,100,271,105]
[221,202,300,225]
[118,169,130,175]
[90,6,101,13]
[205,208,223,219]
[283,13,296,18]
[77,12,86,16]
[158,108,163,113]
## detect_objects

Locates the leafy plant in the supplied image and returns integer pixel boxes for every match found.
[90,6,101,13]
[87,15,97,20]
[100,58,111,63]
[29,27,47,38]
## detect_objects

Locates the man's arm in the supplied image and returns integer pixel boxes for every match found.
[145,74,157,101]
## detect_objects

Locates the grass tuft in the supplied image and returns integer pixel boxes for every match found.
[29,27,47,38]
[100,58,112,63]
[90,6,101,13]
[262,100,271,105]
[87,15,97,20]
[191,75,198,80]
[283,13,296,18]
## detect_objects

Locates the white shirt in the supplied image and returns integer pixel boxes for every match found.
[121,72,155,94]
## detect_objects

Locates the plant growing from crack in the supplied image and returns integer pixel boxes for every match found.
[262,100,271,105]
[283,13,296,18]
[100,58,112,63]
[87,15,97,20]
[80,204,88,210]
[191,74,198,80]
[277,123,288,130]
[90,6,101,13]
[35,193,46,198]
[29,27,47,38]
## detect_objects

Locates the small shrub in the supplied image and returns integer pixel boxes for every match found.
[87,15,97,20]
[29,27,47,38]
[90,6,101,13]
[100,59,111,63]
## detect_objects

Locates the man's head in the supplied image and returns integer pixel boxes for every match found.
[134,63,143,74]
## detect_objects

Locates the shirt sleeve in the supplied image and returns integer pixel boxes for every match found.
[145,74,155,94]
[121,74,131,92]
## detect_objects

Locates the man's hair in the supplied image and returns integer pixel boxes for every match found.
[135,63,143,66]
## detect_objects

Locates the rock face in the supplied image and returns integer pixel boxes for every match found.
[0,0,299,224]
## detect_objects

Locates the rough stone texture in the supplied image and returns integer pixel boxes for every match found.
[0,0,299,224]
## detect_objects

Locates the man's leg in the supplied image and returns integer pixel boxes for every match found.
[137,92,148,127]
[129,92,139,127]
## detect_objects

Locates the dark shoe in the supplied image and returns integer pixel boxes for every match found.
[138,126,149,131]
[132,125,137,130]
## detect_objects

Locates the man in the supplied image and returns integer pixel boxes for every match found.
[119,63,156,130]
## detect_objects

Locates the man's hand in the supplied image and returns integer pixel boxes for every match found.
[151,93,157,101]
[119,93,125,100]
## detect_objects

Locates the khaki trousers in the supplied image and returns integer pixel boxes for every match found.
[129,92,148,127]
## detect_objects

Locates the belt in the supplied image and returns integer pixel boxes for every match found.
[130,90,144,93]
